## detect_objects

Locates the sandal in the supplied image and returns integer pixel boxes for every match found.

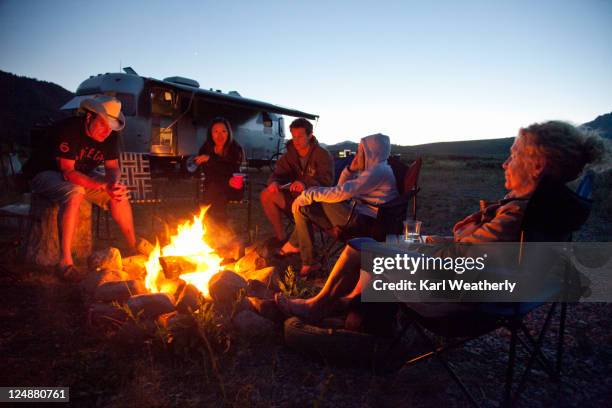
[56,264,85,282]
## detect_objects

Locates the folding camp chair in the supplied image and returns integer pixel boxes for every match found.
[95,152,160,238]
[319,157,422,265]
[396,173,594,407]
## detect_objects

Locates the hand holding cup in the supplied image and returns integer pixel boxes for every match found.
[229,173,245,189]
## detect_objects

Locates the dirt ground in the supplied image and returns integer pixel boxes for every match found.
[1,158,611,407]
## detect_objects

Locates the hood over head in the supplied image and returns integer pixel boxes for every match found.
[360,133,391,170]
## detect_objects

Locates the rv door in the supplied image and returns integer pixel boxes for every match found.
[150,87,177,155]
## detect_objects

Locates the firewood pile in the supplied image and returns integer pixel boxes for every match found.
[84,238,288,346]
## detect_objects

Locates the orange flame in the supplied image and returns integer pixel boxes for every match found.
[144,207,223,299]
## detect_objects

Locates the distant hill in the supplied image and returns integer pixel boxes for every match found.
[326,112,612,158]
[325,136,513,159]
[0,70,73,146]
[582,112,612,139]
[392,137,513,159]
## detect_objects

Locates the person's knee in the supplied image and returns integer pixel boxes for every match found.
[295,204,309,218]
[64,187,85,205]
[261,189,282,207]
[260,188,272,204]
[341,245,360,262]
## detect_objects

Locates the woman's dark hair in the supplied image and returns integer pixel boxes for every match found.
[203,117,234,156]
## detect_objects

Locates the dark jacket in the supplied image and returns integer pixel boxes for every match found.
[199,139,244,196]
[268,136,334,187]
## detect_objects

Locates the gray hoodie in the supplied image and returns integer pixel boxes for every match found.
[300,133,399,217]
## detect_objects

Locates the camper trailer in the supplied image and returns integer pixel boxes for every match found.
[60,68,318,175]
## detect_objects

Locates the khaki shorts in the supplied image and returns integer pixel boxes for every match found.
[31,171,111,210]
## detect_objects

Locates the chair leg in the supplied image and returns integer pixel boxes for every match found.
[411,324,480,408]
[517,324,557,379]
[512,303,557,405]
[556,302,567,375]
[503,321,518,406]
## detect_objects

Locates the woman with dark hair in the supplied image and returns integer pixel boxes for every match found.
[194,117,245,222]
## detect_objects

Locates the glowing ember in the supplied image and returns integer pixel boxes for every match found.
[144,208,223,299]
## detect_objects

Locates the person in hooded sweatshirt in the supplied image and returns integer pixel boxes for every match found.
[279,133,399,277]
[274,120,608,330]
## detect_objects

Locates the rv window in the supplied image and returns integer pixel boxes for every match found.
[150,87,176,117]
[262,112,273,127]
[114,93,136,116]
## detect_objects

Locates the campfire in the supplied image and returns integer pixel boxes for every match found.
[144,208,223,299]
[86,206,282,336]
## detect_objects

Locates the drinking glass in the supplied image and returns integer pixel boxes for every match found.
[403,219,423,243]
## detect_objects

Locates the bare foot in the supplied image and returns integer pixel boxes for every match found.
[275,293,320,321]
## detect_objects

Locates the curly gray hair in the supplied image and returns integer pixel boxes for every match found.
[520,121,611,183]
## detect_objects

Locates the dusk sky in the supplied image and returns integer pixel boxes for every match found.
[1,0,611,145]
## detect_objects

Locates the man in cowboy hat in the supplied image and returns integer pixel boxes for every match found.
[29,94,137,281]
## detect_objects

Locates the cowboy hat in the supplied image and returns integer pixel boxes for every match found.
[80,95,126,131]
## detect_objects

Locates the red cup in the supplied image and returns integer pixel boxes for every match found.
[231,173,245,189]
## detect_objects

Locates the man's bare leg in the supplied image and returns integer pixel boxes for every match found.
[109,199,137,249]
[260,189,288,241]
[59,192,85,267]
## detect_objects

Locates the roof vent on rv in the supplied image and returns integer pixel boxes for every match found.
[228,91,241,97]
[163,76,200,88]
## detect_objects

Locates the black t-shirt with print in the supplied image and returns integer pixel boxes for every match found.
[32,116,120,175]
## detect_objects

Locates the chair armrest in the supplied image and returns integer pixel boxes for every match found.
[369,187,420,210]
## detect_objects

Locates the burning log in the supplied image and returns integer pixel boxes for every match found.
[241,266,280,290]
[159,256,198,279]
[136,237,155,256]
[122,255,148,280]
[234,250,268,275]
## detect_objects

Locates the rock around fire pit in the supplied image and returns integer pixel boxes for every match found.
[85,241,282,344]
